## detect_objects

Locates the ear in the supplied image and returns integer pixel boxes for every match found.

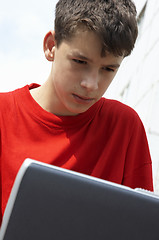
[43,31,56,61]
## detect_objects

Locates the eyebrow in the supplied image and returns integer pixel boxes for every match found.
[71,52,121,69]
[104,63,120,69]
[71,52,92,62]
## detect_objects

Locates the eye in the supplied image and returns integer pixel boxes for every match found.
[102,67,115,72]
[73,59,87,65]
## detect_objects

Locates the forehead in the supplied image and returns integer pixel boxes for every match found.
[59,29,123,64]
[70,28,103,52]
[59,29,104,60]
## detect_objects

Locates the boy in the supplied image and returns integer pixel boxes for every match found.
[0,0,153,225]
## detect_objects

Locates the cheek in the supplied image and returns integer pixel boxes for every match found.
[53,70,73,95]
[52,69,65,94]
[100,76,113,88]
[98,75,114,95]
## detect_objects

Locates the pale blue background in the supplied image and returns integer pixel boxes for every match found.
[0,0,57,91]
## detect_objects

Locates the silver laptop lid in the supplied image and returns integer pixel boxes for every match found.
[1,158,159,240]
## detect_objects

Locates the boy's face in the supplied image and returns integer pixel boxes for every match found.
[45,29,123,116]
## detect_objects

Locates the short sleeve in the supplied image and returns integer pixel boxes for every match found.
[122,115,153,191]
[0,158,1,226]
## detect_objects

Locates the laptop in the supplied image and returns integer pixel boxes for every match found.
[1,158,159,240]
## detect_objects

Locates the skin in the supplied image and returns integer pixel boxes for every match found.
[30,29,124,116]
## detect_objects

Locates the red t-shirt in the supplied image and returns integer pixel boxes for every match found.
[0,84,153,224]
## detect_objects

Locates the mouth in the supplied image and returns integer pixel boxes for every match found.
[72,94,95,104]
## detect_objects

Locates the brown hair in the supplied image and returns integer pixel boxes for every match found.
[54,0,138,57]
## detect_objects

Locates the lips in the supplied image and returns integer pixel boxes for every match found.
[72,93,95,104]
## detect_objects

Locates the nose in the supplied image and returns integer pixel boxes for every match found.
[80,71,99,91]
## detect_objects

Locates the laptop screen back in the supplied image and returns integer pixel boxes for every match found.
[1,159,159,240]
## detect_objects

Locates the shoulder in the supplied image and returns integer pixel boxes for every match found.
[0,90,14,111]
[97,98,144,130]
[100,98,140,120]
[0,85,29,113]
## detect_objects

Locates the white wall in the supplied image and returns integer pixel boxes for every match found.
[105,0,159,193]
